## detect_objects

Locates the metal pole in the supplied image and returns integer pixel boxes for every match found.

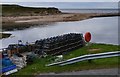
[86,42,92,63]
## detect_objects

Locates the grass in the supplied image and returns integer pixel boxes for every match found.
[0,33,11,39]
[12,43,120,75]
[2,4,61,16]
[64,43,120,59]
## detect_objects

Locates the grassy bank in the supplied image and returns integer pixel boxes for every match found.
[2,4,61,16]
[0,33,11,39]
[12,43,120,75]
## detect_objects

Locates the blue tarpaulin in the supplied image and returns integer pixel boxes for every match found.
[1,65,17,73]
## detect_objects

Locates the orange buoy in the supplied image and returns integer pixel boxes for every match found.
[84,32,91,42]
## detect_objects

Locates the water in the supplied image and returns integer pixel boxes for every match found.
[0,16,118,49]
[60,9,119,13]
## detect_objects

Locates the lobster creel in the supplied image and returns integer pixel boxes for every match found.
[34,33,85,56]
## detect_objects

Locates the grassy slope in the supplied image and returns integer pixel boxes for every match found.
[0,33,11,39]
[13,43,120,75]
[2,4,61,16]
[64,43,119,59]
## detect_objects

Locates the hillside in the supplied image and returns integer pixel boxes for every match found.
[1,4,119,31]
[1,4,61,16]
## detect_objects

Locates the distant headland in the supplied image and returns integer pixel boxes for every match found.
[1,4,120,31]
[2,4,61,16]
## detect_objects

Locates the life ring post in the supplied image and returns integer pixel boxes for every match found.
[84,32,92,63]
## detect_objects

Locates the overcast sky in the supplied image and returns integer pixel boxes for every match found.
[1,0,119,9]
[1,0,119,2]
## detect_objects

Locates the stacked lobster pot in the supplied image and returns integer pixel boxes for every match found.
[34,33,85,56]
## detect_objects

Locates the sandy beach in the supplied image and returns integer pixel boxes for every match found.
[2,13,93,23]
[1,13,120,31]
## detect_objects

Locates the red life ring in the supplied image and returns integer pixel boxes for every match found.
[84,32,91,42]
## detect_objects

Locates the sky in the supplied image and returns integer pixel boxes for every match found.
[1,0,119,9]
[1,0,120,2]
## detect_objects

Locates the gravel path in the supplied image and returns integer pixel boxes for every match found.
[38,68,119,75]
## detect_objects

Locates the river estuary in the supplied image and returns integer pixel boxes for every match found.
[0,16,119,49]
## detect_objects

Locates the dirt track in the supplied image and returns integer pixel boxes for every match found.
[38,68,119,75]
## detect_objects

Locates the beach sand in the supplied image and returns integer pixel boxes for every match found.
[1,13,119,31]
